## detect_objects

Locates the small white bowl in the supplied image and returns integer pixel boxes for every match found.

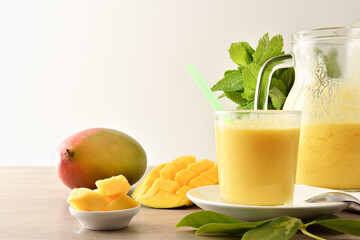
[69,205,140,230]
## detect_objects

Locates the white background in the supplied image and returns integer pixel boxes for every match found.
[0,0,359,166]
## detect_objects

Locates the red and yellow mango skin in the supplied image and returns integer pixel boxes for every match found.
[55,128,147,189]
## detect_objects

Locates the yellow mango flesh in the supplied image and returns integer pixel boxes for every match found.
[95,175,131,197]
[132,156,218,208]
[68,188,107,211]
[68,175,139,211]
[105,194,139,211]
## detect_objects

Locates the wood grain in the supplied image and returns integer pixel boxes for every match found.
[0,167,359,239]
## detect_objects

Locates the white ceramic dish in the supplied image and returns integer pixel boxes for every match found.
[69,205,140,230]
[187,184,357,221]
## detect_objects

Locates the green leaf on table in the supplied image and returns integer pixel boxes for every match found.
[176,211,241,229]
[196,220,270,236]
[229,43,252,67]
[314,214,341,222]
[242,85,255,101]
[225,91,248,105]
[254,33,284,66]
[270,77,287,95]
[211,70,243,92]
[269,87,286,110]
[242,216,301,240]
[313,219,360,237]
[243,63,261,89]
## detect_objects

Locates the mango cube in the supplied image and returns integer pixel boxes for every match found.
[105,194,139,211]
[68,188,107,211]
[95,175,131,197]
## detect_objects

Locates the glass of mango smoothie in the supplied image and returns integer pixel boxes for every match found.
[215,110,301,206]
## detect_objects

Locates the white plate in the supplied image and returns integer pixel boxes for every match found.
[187,184,356,221]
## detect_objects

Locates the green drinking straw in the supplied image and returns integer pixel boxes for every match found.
[186,64,225,111]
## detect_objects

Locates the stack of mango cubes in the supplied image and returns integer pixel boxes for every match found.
[68,175,139,211]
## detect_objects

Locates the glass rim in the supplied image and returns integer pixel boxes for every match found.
[215,110,302,114]
[292,24,360,44]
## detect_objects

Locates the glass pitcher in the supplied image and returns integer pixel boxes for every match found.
[255,25,360,190]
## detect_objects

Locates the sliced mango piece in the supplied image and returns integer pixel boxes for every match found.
[175,185,193,206]
[142,178,180,198]
[95,175,131,197]
[160,164,177,180]
[68,188,107,211]
[132,156,218,208]
[105,194,139,211]
[170,156,196,172]
[189,175,214,189]
[200,164,219,184]
[187,159,214,175]
[139,190,188,208]
[175,169,196,186]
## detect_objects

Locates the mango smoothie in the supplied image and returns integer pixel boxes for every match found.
[215,111,301,206]
[296,122,360,189]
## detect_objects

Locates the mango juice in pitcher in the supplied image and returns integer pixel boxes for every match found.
[255,26,360,189]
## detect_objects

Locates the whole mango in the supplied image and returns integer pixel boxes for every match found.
[55,128,147,189]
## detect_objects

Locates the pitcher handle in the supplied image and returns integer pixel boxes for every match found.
[254,54,295,110]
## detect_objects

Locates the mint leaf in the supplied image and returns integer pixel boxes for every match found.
[279,68,295,92]
[270,77,287,95]
[229,43,251,67]
[218,93,226,99]
[269,87,286,109]
[211,70,243,92]
[324,48,341,78]
[176,211,241,229]
[238,101,254,110]
[224,70,237,77]
[239,42,255,60]
[254,33,284,66]
[243,63,261,89]
[225,91,248,105]
[241,85,255,101]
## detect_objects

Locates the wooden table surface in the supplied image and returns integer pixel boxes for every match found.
[1,167,360,240]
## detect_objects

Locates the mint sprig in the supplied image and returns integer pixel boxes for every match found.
[176,211,360,239]
[212,33,294,110]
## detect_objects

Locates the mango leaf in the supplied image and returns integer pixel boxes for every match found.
[176,211,241,229]
[310,219,360,237]
[241,85,255,101]
[270,77,287,95]
[229,43,251,67]
[269,87,286,110]
[225,91,248,105]
[196,220,270,236]
[254,33,284,66]
[242,216,301,240]
[243,63,261,89]
[211,70,243,92]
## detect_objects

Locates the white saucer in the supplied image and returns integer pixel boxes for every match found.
[187,184,355,221]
